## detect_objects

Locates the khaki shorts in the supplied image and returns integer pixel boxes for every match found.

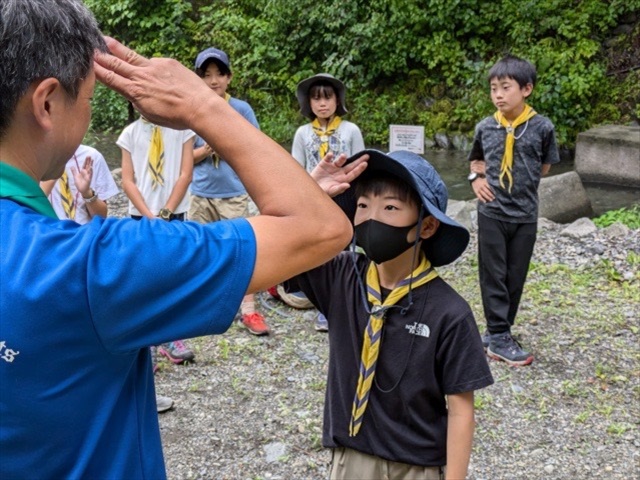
[188,193,250,223]
[330,447,445,480]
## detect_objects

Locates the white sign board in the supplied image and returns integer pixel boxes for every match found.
[389,125,424,154]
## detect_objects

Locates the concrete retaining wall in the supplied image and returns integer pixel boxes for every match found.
[574,125,640,187]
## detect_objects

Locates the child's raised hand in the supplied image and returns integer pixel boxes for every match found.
[311,152,369,197]
[71,156,94,198]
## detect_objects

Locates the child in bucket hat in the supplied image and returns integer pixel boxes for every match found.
[292,73,365,173]
[285,73,365,330]
[286,149,494,479]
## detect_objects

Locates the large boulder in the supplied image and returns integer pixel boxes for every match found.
[446,199,477,231]
[539,171,593,223]
[574,125,640,187]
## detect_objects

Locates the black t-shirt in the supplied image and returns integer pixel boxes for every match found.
[468,114,560,223]
[287,253,494,467]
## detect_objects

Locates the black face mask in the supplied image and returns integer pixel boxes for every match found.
[354,219,417,264]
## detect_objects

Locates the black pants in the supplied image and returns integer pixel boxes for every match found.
[477,213,537,335]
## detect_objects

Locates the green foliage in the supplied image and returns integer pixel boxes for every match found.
[86,0,640,146]
[90,83,130,133]
[593,205,640,229]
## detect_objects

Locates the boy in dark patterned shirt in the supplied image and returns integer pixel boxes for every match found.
[468,54,560,366]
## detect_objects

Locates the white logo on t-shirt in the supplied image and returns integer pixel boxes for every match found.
[0,341,20,363]
[405,322,430,338]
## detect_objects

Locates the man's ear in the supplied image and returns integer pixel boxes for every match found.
[522,83,533,98]
[30,78,63,132]
[419,215,440,240]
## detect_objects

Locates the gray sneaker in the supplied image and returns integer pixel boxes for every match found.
[481,332,490,350]
[158,340,195,364]
[487,332,534,366]
[314,312,329,332]
[156,395,174,413]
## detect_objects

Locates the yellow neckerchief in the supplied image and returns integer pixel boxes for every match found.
[312,115,342,159]
[141,118,165,190]
[494,104,536,193]
[212,93,232,168]
[349,253,438,436]
[58,170,76,220]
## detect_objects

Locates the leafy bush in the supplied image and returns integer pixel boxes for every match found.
[593,205,640,229]
[87,0,640,146]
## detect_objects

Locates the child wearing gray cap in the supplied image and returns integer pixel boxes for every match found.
[189,47,270,336]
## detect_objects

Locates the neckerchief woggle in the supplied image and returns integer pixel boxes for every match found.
[494,104,536,193]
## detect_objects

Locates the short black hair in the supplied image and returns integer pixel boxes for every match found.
[195,59,231,78]
[354,171,422,211]
[488,55,537,88]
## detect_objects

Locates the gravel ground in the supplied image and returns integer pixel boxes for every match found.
[106,183,639,480]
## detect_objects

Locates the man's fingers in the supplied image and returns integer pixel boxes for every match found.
[103,36,149,68]
[94,37,150,95]
[94,57,131,97]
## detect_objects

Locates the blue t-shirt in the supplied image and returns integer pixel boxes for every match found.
[190,97,259,198]
[0,199,256,478]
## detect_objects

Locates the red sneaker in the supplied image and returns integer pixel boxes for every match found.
[267,285,281,300]
[240,312,270,336]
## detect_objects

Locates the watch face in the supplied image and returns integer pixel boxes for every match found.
[468,172,478,181]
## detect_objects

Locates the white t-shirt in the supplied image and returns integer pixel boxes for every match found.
[117,120,195,215]
[49,145,119,225]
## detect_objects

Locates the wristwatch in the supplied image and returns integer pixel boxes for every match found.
[158,208,173,220]
[82,189,98,204]
[468,172,485,184]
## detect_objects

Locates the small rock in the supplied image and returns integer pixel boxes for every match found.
[561,218,597,238]
[511,384,524,394]
[264,442,287,463]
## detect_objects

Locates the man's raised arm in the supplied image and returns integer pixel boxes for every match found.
[94,38,353,292]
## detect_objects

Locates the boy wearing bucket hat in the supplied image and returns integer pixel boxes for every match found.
[189,47,270,336]
[287,150,494,479]
[286,73,365,330]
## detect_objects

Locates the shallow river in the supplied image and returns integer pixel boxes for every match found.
[93,134,638,217]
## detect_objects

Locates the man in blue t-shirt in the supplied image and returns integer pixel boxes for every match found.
[0,1,354,478]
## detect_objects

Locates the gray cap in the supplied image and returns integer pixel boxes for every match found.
[195,47,231,74]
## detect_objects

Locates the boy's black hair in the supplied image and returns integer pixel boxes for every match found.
[354,171,423,213]
[309,82,338,101]
[195,59,231,78]
[488,55,537,88]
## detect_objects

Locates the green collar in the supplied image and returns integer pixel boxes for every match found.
[0,161,57,219]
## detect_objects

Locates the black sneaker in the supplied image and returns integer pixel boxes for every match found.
[487,332,534,366]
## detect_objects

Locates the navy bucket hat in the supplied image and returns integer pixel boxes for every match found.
[335,149,470,266]
[296,73,348,119]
